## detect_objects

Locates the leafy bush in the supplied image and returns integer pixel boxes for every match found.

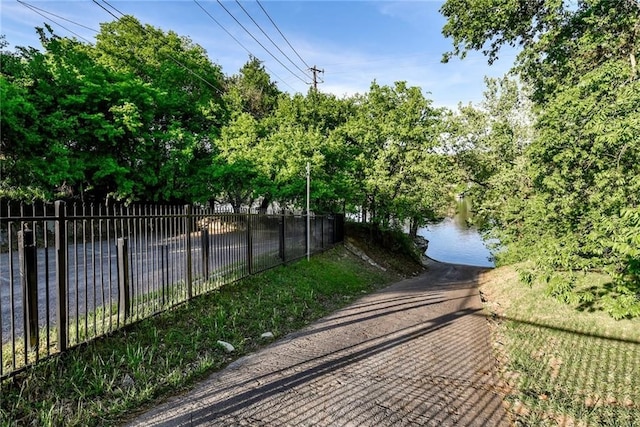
[517,269,534,287]
[544,273,579,305]
[602,291,640,320]
[603,208,640,319]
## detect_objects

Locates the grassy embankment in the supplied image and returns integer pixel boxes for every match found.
[480,266,640,426]
[0,225,423,426]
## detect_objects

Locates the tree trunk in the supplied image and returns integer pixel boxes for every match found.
[258,196,270,214]
[409,218,419,239]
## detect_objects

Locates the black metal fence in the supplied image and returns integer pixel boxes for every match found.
[0,201,344,379]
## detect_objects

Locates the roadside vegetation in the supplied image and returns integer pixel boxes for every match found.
[440,0,640,318]
[0,236,422,427]
[480,265,640,426]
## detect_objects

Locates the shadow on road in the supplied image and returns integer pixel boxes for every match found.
[129,262,510,426]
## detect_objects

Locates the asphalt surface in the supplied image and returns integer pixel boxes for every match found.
[1,229,296,343]
[127,260,510,426]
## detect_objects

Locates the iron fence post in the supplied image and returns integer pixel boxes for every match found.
[184,205,193,299]
[117,238,130,321]
[18,225,38,351]
[247,213,253,275]
[55,201,68,352]
[202,226,210,280]
[279,214,286,264]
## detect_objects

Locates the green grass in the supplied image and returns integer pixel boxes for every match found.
[480,265,640,426]
[0,246,399,427]
[2,262,251,376]
[1,278,192,376]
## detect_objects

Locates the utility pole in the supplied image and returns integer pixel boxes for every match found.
[306,162,311,261]
[309,65,324,90]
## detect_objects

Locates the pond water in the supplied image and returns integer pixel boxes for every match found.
[417,200,495,268]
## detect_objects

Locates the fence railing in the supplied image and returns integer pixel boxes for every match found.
[0,201,344,379]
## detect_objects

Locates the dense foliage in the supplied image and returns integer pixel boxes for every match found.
[441,0,640,318]
[3,3,638,317]
[0,17,452,229]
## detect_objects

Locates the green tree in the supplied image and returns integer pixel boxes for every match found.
[443,76,534,237]
[2,21,230,203]
[264,90,356,213]
[211,57,282,211]
[214,112,268,211]
[94,16,227,202]
[440,0,640,316]
[215,88,358,214]
[225,56,281,120]
[344,81,449,233]
[1,27,158,201]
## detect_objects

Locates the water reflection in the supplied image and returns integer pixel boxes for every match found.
[417,199,495,267]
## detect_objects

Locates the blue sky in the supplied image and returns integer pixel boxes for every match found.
[1,0,517,108]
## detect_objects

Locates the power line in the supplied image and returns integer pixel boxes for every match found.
[17,1,98,33]
[256,0,311,70]
[98,0,127,19]
[192,0,297,92]
[99,0,302,93]
[95,0,223,94]
[95,0,297,111]
[213,0,309,85]
[92,0,120,21]
[17,0,94,44]
[233,0,310,78]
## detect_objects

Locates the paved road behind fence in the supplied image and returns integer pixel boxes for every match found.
[1,202,343,378]
[128,260,510,426]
